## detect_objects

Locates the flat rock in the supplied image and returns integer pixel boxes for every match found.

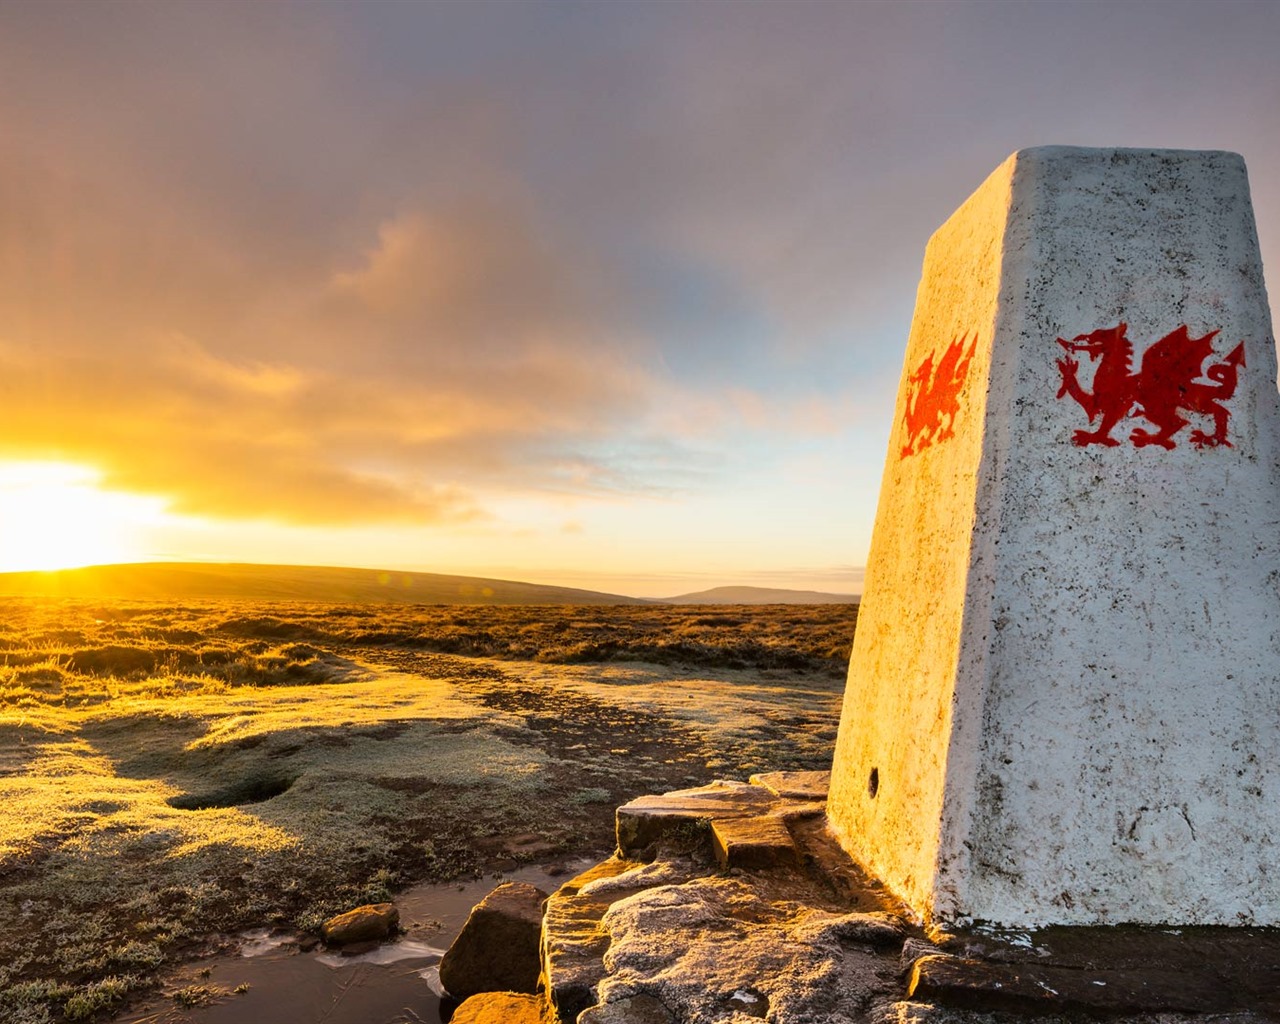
[748,770,830,801]
[616,781,777,854]
[320,902,398,945]
[450,991,549,1024]
[440,881,548,1001]
[908,953,1237,1013]
[710,815,797,869]
[773,799,827,822]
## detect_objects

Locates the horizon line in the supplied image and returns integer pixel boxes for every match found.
[0,558,864,602]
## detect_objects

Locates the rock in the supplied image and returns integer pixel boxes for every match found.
[578,993,675,1023]
[710,815,797,869]
[593,876,892,1023]
[332,938,379,956]
[320,903,398,945]
[898,936,944,970]
[747,770,830,801]
[615,781,777,855]
[440,881,548,1001]
[449,991,548,1024]
[793,910,908,950]
[543,857,644,1022]
[579,859,693,898]
[907,953,1236,1013]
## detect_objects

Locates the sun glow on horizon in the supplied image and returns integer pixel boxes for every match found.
[0,461,170,573]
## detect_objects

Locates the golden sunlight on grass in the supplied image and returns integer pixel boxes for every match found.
[0,600,854,1023]
[0,462,168,573]
[0,737,298,862]
[0,656,536,865]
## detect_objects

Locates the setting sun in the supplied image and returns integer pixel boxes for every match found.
[0,462,168,573]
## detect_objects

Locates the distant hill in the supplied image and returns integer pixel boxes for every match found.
[661,586,856,605]
[0,562,645,606]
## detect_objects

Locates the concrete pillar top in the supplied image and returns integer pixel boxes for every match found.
[828,146,1280,928]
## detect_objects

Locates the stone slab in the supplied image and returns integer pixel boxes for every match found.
[710,815,797,869]
[748,770,830,801]
[828,146,1280,927]
[615,781,776,855]
[931,921,1280,1010]
[907,953,1236,1013]
[877,1001,1273,1024]
[772,800,826,823]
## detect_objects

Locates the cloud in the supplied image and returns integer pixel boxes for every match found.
[0,313,673,524]
[1,0,1277,537]
[0,337,474,524]
[329,205,575,335]
[0,60,676,527]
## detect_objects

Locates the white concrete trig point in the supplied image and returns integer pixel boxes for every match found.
[828,147,1280,928]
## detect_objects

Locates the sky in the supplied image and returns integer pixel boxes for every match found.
[1,0,1278,596]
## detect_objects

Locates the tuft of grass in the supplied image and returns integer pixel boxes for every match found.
[63,975,137,1021]
[570,787,613,805]
[172,983,220,1008]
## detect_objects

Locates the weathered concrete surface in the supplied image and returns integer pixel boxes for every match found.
[828,146,1280,928]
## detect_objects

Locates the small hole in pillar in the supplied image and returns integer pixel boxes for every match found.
[868,767,879,798]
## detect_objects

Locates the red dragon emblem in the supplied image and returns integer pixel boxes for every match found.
[900,335,976,459]
[1055,323,1245,450]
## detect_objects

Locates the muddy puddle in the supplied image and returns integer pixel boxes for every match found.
[114,858,599,1024]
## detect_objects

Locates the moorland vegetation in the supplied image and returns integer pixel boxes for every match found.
[0,599,854,1023]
